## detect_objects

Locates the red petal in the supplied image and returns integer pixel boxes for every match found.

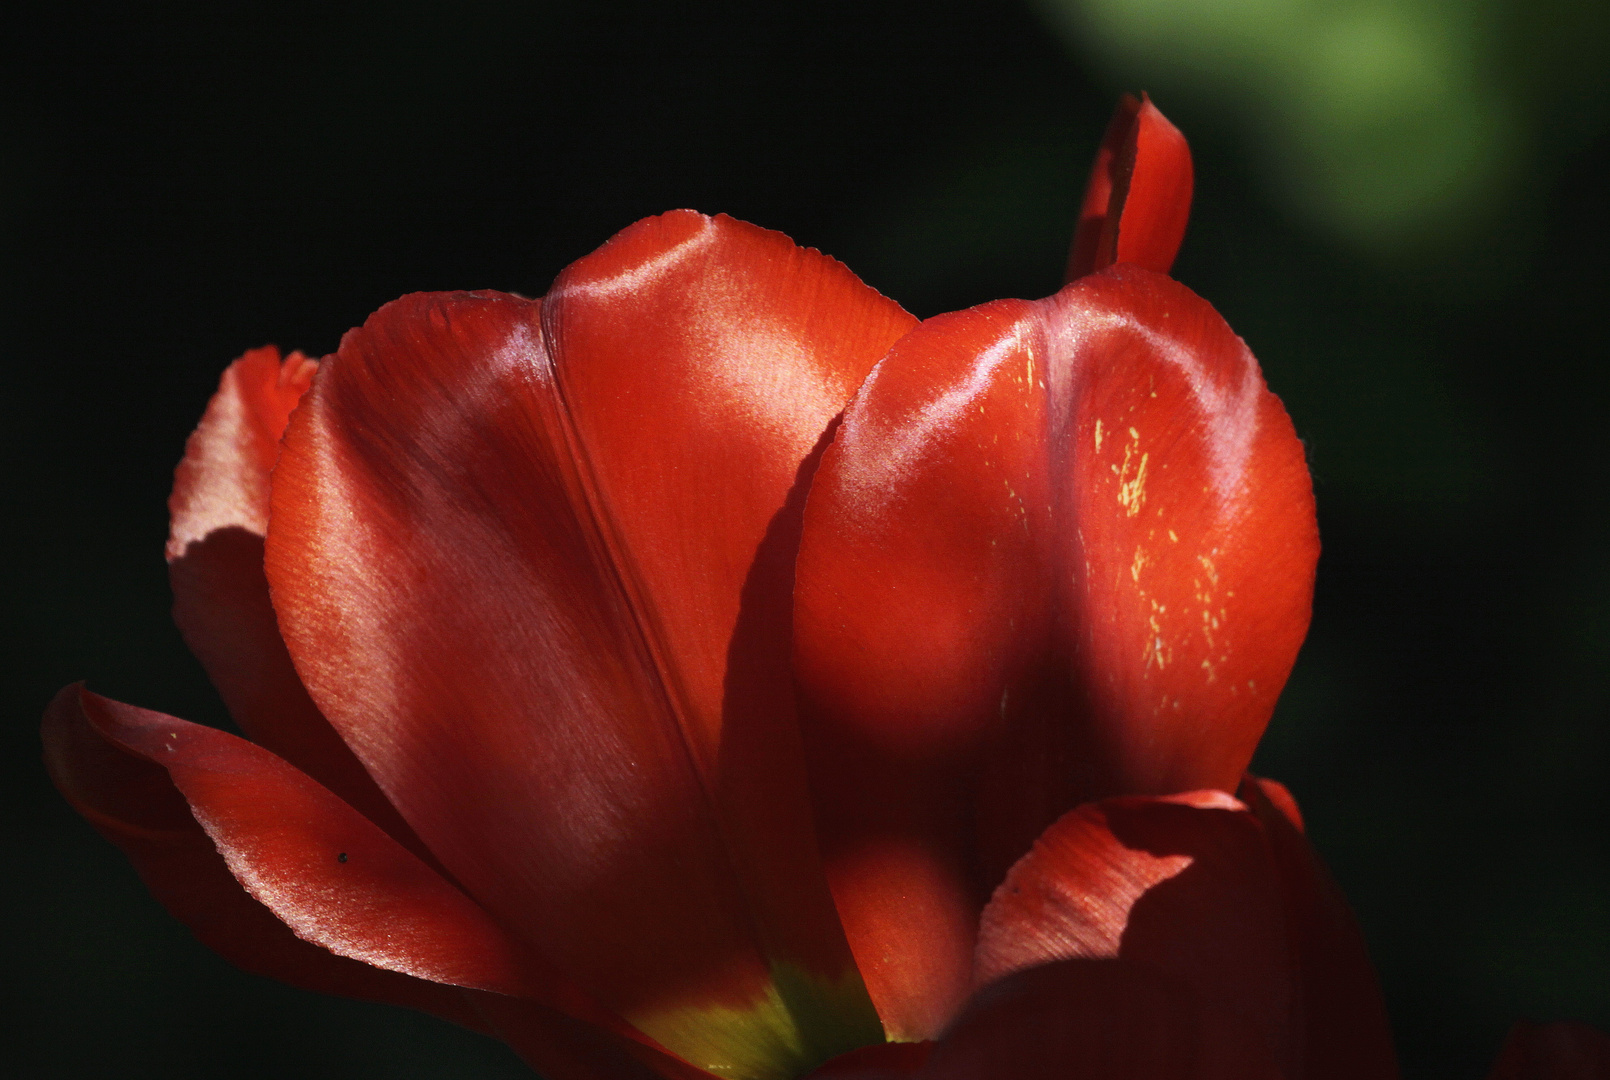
[1044,266,1318,798]
[166,347,421,851]
[268,288,752,1027]
[1065,95,1193,281]
[1241,778,1400,1080]
[972,792,1293,1077]
[269,215,911,1070]
[41,685,534,1029]
[795,298,1040,1038]
[543,210,917,989]
[921,960,1264,1080]
[1486,1021,1610,1080]
[168,346,316,557]
[794,265,1316,1035]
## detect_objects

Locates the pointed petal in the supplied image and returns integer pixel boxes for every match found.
[166,347,419,850]
[1241,778,1400,1080]
[921,960,1263,1080]
[973,792,1294,1076]
[1066,94,1142,282]
[40,685,536,1029]
[1486,1021,1610,1080]
[1065,95,1193,281]
[269,250,906,1074]
[794,265,1316,1035]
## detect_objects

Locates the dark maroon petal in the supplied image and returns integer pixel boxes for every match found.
[922,960,1272,1080]
[973,792,1294,1077]
[1241,777,1400,1080]
[805,1041,932,1080]
[1486,1021,1610,1080]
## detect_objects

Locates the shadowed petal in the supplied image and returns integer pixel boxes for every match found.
[269,216,912,1075]
[921,961,1247,1080]
[166,346,420,851]
[1065,94,1193,282]
[1486,1021,1610,1080]
[804,1042,931,1080]
[973,792,1293,1077]
[1241,777,1400,1080]
[794,265,1316,1037]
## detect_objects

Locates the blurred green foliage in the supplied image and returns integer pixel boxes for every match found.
[1035,0,1609,259]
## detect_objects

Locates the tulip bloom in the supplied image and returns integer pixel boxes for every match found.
[45,97,1398,1079]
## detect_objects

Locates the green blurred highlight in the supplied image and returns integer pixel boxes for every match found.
[1034,0,1605,257]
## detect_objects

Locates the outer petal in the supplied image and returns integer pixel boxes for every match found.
[1486,1021,1610,1080]
[920,961,1224,1080]
[268,214,914,1077]
[46,684,687,1076]
[166,346,420,851]
[40,685,543,1025]
[1241,777,1400,1080]
[794,264,1316,1036]
[972,792,1293,1078]
[1065,94,1193,282]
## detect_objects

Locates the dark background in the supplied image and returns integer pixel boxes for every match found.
[4,2,1606,1078]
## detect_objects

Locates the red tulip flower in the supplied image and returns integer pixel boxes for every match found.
[44,96,1401,1079]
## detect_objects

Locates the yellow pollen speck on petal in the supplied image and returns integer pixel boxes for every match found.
[630,964,883,1080]
[1168,529,1178,542]
[1117,442,1149,517]
[1142,598,1171,672]
[1094,418,1105,453]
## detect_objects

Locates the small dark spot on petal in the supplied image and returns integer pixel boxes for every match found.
[337,852,348,863]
